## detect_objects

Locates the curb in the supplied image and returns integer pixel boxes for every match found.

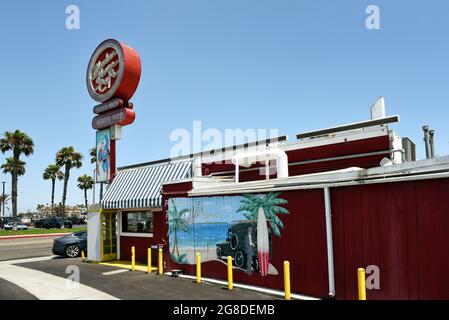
[0,233,71,240]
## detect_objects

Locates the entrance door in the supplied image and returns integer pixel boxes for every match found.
[101,211,117,261]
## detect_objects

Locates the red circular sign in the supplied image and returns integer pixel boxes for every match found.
[86,39,141,103]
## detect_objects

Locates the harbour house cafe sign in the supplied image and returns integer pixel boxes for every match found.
[86,39,141,183]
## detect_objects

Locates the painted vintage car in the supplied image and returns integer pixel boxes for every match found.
[216,221,272,272]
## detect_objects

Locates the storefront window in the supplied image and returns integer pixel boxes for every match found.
[122,211,153,234]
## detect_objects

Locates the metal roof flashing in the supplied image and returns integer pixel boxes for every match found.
[183,156,449,197]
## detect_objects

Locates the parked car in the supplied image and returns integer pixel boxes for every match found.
[0,218,10,229]
[34,218,73,229]
[52,231,87,258]
[3,223,29,230]
[62,219,73,229]
[34,219,45,228]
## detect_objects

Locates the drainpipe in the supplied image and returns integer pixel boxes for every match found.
[422,126,431,159]
[323,187,336,298]
[429,130,435,158]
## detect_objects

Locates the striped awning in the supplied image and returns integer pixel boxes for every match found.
[101,161,192,209]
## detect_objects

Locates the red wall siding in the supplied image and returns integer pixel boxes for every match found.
[331,179,449,299]
[127,172,449,299]
[202,136,390,181]
[120,211,168,262]
[163,190,330,298]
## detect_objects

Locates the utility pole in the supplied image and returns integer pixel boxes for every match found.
[1,181,6,220]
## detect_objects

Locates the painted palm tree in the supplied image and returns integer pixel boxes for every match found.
[43,164,64,216]
[0,194,10,218]
[77,175,94,211]
[167,199,190,257]
[0,130,34,230]
[90,147,103,201]
[55,146,83,216]
[236,192,289,237]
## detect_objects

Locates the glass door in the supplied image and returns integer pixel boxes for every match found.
[101,211,117,261]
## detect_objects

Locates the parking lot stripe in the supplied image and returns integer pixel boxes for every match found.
[102,269,130,276]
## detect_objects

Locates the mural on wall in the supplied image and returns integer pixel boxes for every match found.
[167,192,289,276]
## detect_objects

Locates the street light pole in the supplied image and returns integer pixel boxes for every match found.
[1,181,6,220]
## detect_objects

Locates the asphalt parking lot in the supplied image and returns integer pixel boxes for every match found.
[11,257,280,300]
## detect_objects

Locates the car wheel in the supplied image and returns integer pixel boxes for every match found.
[216,245,223,259]
[65,244,80,258]
[234,250,246,269]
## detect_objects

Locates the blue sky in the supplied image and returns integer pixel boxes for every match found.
[1,1,448,212]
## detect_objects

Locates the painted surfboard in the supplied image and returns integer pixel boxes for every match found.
[257,207,270,276]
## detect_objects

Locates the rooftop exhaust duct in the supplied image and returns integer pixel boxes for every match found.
[422,126,434,159]
[429,130,435,158]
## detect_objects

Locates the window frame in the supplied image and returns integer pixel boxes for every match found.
[119,209,157,238]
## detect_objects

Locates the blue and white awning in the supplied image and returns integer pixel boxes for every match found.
[101,161,192,209]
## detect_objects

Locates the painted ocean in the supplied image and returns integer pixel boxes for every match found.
[173,222,231,250]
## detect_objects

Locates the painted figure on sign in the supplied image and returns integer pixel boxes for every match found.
[245,226,255,275]
[96,133,110,182]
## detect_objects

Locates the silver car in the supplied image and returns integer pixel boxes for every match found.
[3,223,28,230]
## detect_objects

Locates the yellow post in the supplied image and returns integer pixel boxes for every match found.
[196,252,202,284]
[284,261,291,300]
[357,268,366,300]
[147,248,152,273]
[131,246,135,271]
[227,256,233,290]
[81,250,85,262]
[158,248,163,275]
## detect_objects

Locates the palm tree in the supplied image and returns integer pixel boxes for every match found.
[55,147,83,216]
[236,192,289,238]
[0,130,34,230]
[167,199,190,257]
[0,194,10,218]
[90,147,103,201]
[77,174,94,211]
[43,164,64,217]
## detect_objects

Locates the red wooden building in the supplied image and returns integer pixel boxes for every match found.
[95,113,449,300]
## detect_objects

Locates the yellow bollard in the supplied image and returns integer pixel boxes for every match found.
[147,248,152,273]
[196,252,202,284]
[81,250,85,262]
[158,248,163,275]
[357,268,366,300]
[284,261,291,300]
[227,256,233,290]
[131,246,135,271]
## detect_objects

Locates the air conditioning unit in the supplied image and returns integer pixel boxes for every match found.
[402,138,416,162]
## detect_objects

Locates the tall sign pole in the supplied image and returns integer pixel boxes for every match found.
[86,39,142,185]
[1,181,5,219]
